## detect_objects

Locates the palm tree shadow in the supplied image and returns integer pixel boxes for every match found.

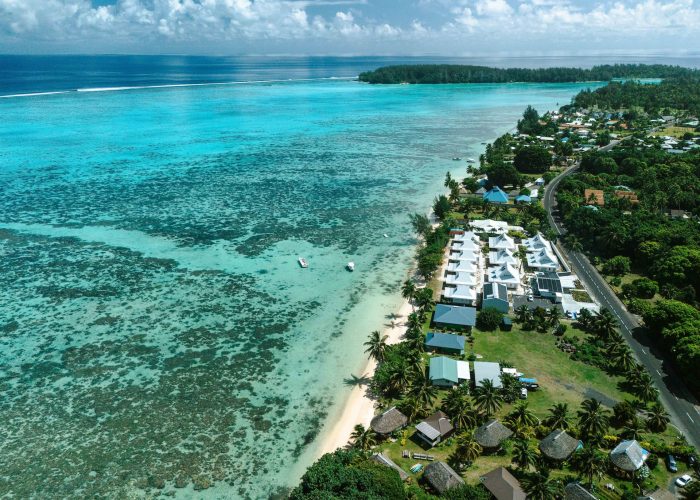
[344,373,373,387]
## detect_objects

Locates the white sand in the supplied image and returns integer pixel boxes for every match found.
[317,298,414,455]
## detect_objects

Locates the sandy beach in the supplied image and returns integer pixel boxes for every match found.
[318,297,414,455]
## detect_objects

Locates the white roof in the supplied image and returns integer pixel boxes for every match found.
[473,361,502,388]
[488,249,519,266]
[451,239,479,251]
[450,250,479,262]
[446,272,478,286]
[447,261,478,273]
[457,360,470,380]
[453,231,479,243]
[529,188,539,199]
[487,264,520,284]
[471,219,508,233]
[523,232,551,252]
[526,248,558,269]
[443,285,477,301]
[488,233,516,250]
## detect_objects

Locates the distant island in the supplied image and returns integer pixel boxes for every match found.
[358,64,699,84]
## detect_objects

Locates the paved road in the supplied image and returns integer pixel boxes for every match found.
[543,149,700,450]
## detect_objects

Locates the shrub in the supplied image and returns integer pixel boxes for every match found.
[477,308,503,331]
[646,453,659,470]
[627,298,653,316]
[602,255,631,276]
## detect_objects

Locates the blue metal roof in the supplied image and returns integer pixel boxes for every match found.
[425,332,466,350]
[515,195,531,203]
[483,186,509,204]
[429,356,459,384]
[433,304,477,327]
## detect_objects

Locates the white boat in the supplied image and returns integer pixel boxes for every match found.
[346,261,355,272]
[452,157,462,161]
[383,234,388,238]
[466,158,476,163]
[298,257,308,268]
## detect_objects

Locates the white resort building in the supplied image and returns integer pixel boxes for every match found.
[488,248,520,267]
[488,233,516,251]
[487,263,520,289]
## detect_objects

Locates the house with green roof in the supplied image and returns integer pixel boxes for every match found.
[429,356,470,387]
[425,332,465,355]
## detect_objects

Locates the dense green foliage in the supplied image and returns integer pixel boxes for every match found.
[358,64,700,85]
[514,145,553,174]
[290,449,406,499]
[476,307,503,331]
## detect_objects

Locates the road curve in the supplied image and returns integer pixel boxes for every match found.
[543,151,700,450]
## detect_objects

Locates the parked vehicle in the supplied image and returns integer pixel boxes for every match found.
[527,294,534,301]
[667,454,678,473]
[675,474,692,488]
[520,388,528,399]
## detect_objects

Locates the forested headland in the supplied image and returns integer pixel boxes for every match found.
[358,64,699,84]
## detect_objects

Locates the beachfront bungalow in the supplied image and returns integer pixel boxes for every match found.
[526,248,558,271]
[487,264,520,289]
[445,271,478,287]
[451,238,479,252]
[449,249,479,263]
[371,453,409,481]
[488,233,516,251]
[446,260,478,273]
[370,407,408,436]
[432,304,477,331]
[539,429,581,462]
[429,356,470,387]
[564,483,598,500]
[453,231,479,243]
[473,361,502,388]
[488,248,519,267]
[483,186,509,204]
[475,420,513,451]
[423,462,464,495]
[442,285,477,306]
[610,440,648,473]
[481,283,509,313]
[415,411,454,448]
[480,467,526,500]
[425,332,466,355]
[471,219,509,234]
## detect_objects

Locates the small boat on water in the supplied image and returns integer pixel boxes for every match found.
[346,261,355,272]
[298,257,308,268]
[383,233,388,238]
[466,158,476,163]
[452,157,462,161]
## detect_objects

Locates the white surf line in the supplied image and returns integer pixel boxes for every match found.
[0,76,358,99]
[688,412,695,424]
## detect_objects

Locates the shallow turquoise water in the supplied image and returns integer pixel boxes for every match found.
[0,80,598,497]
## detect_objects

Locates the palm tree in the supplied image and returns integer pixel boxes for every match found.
[577,398,610,442]
[443,390,477,431]
[563,234,584,253]
[414,288,435,316]
[449,432,482,470]
[399,396,426,423]
[512,439,537,471]
[646,403,670,432]
[622,416,645,440]
[577,308,594,331]
[547,307,561,328]
[522,469,563,500]
[474,379,503,418]
[406,312,423,331]
[679,481,700,500]
[612,348,636,373]
[410,373,438,408]
[515,304,530,324]
[401,279,417,310]
[507,401,539,429]
[350,424,376,451]
[363,330,388,363]
[593,308,618,341]
[637,375,659,403]
[386,363,411,394]
[571,445,607,488]
[544,403,571,430]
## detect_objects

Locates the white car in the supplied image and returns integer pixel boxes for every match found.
[675,474,693,488]
[520,388,528,399]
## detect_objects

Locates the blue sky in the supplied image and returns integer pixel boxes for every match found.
[1,0,699,55]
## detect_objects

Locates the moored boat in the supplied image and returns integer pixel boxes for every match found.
[298,257,308,268]
[346,261,355,272]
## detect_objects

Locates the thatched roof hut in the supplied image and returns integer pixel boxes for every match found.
[370,407,408,435]
[539,429,580,461]
[610,439,647,472]
[370,453,409,481]
[480,467,526,500]
[423,461,464,494]
[475,419,513,449]
[564,482,598,500]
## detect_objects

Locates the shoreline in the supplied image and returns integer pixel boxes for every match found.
[317,297,414,455]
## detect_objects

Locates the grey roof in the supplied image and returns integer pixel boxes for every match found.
[433,304,477,327]
[474,361,503,388]
[370,407,408,435]
[423,461,465,494]
[610,439,646,471]
[536,274,563,294]
[421,410,454,437]
[565,482,598,500]
[475,419,513,448]
[483,282,508,301]
[371,453,409,481]
[480,467,526,500]
[415,421,441,441]
[539,429,580,460]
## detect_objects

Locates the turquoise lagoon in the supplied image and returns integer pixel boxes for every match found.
[0,80,597,497]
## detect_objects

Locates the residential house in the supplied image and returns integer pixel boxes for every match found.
[450,249,479,263]
[481,282,509,313]
[610,440,648,473]
[471,219,509,234]
[523,232,551,252]
[432,304,477,330]
[415,411,454,448]
[370,407,408,436]
[445,271,478,287]
[614,190,639,205]
[526,248,558,271]
[451,238,479,252]
[489,233,516,251]
[442,285,477,306]
[515,194,531,204]
[533,272,568,302]
[483,186,510,204]
[370,453,409,481]
[425,332,466,355]
[487,263,520,289]
[429,356,470,387]
[475,420,513,450]
[423,462,464,494]
[453,231,480,243]
[539,429,581,461]
[446,260,478,273]
[564,483,598,500]
[489,248,519,267]
[473,361,502,388]
[480,467,526,500]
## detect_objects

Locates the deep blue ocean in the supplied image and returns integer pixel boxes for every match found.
[0,54,698,498]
